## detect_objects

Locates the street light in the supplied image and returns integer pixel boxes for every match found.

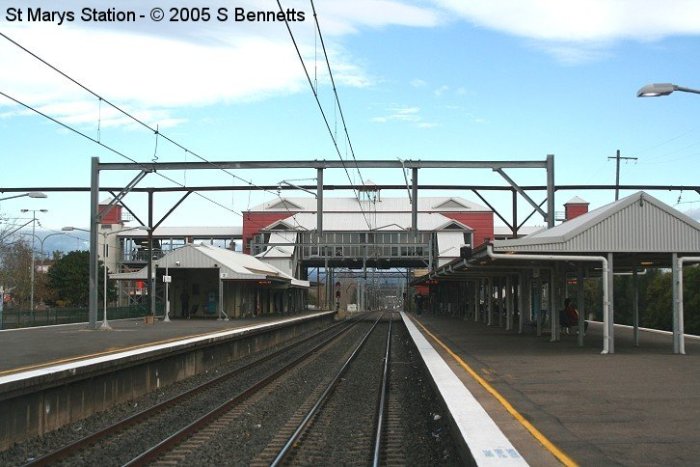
[20,208,48,317]
[0,192,47,202]
[637,83,700,98]
[63,225,148,330]
[18,231,67,304]
[30,232,68,260]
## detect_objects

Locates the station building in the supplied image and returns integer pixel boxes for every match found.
[111,243,309,318]
[244,194,495,276]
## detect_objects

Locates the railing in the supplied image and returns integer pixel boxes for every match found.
[0,305,151,330]
[120,250,165,263]
[252,231,433,261]
[300,243,429,259]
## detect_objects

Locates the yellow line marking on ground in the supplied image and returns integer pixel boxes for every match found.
[0,329,231,377]
[413,317,578,467]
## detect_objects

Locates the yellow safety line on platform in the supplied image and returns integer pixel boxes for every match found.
[0,330,227,377]
[413,317,578,467]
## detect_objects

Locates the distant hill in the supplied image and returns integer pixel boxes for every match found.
[3,229,89,256]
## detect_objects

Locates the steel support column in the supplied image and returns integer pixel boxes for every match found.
[607,252,615,354]
[317,168,323,237]
[474,280,480,322]
[672,253,683,354]
[577,268,585,347]
[534,273,542,336]
[550,267,559,342]
[486,277,493,326]
[148,191,155,317]
[411,167,418,233]
[89,157,99,328]
[633,268,640,347]
[546,154,555,228]
[506,275,513,331]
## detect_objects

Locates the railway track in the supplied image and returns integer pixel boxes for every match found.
[25,315,367,467]
[18,312,461,466]
[261,313,394,466]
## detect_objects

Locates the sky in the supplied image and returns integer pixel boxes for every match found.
[2,0,700,242]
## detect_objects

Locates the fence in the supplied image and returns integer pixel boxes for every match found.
[0,305,152,330]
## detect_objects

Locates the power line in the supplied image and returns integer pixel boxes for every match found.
[276,0,372,230]
[0,89,241,217]
[1,88,305,238]
[0,31,304,229]
[309,0,365,187]
[608,149,638,201]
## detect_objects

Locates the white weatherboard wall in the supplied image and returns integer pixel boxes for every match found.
[401,313,527,466]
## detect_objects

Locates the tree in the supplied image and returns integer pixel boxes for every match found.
[48,250,115,307]
[641,267,700,335]
[0,239,32,307]
[643,271,673,332]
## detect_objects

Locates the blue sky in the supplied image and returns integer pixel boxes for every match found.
[1,0,700,236]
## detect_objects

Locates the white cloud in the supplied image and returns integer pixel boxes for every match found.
[312,0,442,35]
[431,0,700,63]
[684,207,700,221]
[0,0,441,128]
[417,122,438,129]
[411,79,427,87]
[433,0,700,42]
[433,85,449,97]
[371,105,436,128]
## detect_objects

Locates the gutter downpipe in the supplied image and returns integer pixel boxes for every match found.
[677,255,700,355]
[487,244,612,354]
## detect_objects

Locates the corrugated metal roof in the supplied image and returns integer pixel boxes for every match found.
[269,212,472,231]
[493,191,700,253]
[112,244,308,287]
[256,232,297,258]
[249,196,490,213]
[437,231,467,260]
[565,196,588,205]
[493,225,546,238]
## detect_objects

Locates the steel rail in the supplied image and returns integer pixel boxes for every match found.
[24,316,359,467]
[270,313,384,467]
[122,317,365,466]
[373,314,393,467]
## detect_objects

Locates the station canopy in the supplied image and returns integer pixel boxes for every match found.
[111,243,309,288]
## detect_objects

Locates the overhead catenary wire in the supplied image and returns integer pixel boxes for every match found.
[309,0,365,187]
[0,31,305,230]
[276,0,372,230]
[0,88,292,237]
[0,89,240,217]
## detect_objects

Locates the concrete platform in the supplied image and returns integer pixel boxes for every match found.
[0,314,323,375]
[407,312,700,466]
[0,312,335,449]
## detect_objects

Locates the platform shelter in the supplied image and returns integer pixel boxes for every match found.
[419,191,700,354]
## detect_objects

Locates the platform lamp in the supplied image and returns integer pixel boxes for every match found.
[0,191,47,202]
[20,208,48,318]
[63,225,148,330]
[637,83,700,98]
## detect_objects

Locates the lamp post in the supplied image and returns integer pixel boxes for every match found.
[39,232,65,257]
[637,83,700,98]
[20,208,48,317]
[63,225,147,330]
[0,192,47,202]
[18,231,67,308]
[162,256,172,323]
